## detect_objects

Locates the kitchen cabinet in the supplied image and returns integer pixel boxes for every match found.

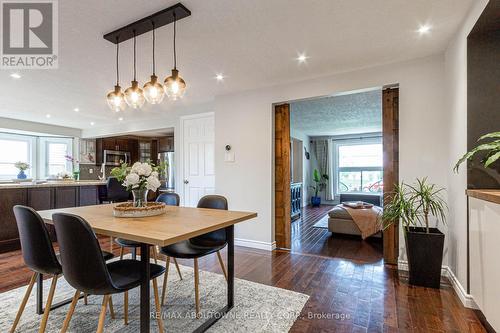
[0,189,27,252]
[0,183,103,253]
[159,136,174,152]
[96,137,139,164]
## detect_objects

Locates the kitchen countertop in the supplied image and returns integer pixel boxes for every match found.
[466,189,500,205]
[0,180,106,189]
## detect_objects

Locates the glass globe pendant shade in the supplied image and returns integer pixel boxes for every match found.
[164,69,186,101]
[106,85,127,112]
[143,75,165,104]
[124,80,145,109]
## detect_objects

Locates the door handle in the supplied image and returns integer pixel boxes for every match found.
[184,179,189,184]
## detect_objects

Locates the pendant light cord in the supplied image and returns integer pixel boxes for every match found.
[133,30,137,81]
[152,22,156,75]
[173,12,177,70]
[115,37,120,85]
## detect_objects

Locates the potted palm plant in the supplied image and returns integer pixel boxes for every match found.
[309,169,328,207]
[454,131,500,172]
[381,178,447,288]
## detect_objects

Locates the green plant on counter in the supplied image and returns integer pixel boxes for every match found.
[454,131,500,172]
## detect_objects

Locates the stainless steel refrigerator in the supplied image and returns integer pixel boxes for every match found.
[158,152,175,191]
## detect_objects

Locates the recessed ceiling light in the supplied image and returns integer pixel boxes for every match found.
[118,117,123,121]
[297,53,308,63]
[417,24,431,35]
[90,122,95,126]
[215,73,224,81]
[45,114,51,118]
[10,73,21,79]
[73,108,79,112]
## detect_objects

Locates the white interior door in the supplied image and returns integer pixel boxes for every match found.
[182,113,215,207]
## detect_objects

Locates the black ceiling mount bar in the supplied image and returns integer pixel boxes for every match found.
[103,3,191,44]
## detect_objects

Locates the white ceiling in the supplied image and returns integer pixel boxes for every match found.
[291,89,382,137]
[0,0,474,130]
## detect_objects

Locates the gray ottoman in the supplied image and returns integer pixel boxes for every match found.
[328,206,382,238]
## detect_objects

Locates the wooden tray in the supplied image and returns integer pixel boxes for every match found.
[342,202,374,209]
[113,202,166,218]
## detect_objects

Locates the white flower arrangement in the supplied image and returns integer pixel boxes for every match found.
[14,161,30,171]
[111,161,161,192]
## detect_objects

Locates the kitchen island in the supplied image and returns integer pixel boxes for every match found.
[0,180,106,253]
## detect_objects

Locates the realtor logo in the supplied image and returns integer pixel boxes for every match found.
[1,0,58,69]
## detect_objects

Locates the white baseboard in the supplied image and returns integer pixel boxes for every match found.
[234,238,276,251]
[398,260,478,309]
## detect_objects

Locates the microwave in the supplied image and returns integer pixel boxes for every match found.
[103,150,130,166]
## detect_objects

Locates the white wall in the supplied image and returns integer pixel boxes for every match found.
[214,55,448,252]
[444,0,489,295]
[0,117,81,137]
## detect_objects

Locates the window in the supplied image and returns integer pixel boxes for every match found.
[0,134,34,180]
[41,138,73,177]
[334,138,383,194]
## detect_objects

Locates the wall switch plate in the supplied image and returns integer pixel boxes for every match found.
[224,151,235,162]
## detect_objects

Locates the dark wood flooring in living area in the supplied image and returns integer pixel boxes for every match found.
[0,218,485,333]
[291,204,383,262]
[0,235,487,332]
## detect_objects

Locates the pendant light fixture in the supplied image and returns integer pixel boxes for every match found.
[143,22,165,104]
[106,38,127,112]
[164,12,186,100]
[124,30,146,109]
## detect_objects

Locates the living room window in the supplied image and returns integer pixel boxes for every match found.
[333,137,383,194]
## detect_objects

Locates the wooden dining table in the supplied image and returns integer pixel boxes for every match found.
[37,203,257,333]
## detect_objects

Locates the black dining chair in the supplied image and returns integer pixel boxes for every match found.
[52,213,166,333]
[103,177,131,253]
[115,192,183,275]
[159,195,229,315]
[11,206,114,333]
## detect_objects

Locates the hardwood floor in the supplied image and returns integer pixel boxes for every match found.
[0,233,486,332]
[291,205,383,262]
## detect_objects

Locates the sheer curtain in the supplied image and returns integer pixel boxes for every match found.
[313,139,334,200]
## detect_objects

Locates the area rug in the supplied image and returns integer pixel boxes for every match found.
[312,215,329,229]
[0,257,309,332]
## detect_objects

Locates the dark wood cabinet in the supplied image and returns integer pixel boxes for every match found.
[80,186,99,206]
[0,185,102,253]
[27,188,54,210]
[55,187,78,208]
[159,136,174,152]
[0,189,27,251]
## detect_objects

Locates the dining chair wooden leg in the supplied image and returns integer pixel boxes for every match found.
[123,291,128,325]
[96,295,109,333]
[10,272,37,333]
[194,258,200,318]
[216,251,228,281]
[160,257,170,306]
[173,258,183,280]
[108,295,115,319]
[109,237,114,253]
[119,247,124,260]
[38,274,58,333]
[83,293,88,305]
[152,279,165,333]
[61,290,80,333]
[152,246,158,264]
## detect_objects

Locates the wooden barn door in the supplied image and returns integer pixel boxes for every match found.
[382,87,400,265]
[275,104,291,249]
